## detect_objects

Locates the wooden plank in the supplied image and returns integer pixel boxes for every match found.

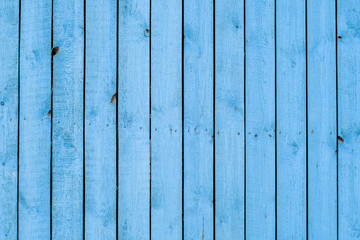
[118,1,150,239]
[84,0,117,239]
[276,0,307,238]
[150,0,182,239]
[214,0,244,239]
[184,0,214,239]
[18,0,51,239]
[52,0,84,238]
[0,0,19,239]
[245,0,276,239]
[338,1,360,239]
[307,0,337,239]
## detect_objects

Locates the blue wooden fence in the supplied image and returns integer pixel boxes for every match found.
[0,0,359,239]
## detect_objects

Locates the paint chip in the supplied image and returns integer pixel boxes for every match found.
[47,109,52,117]
[337,136,344,143]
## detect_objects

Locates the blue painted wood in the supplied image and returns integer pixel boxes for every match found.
[307,0,337,239]
[276,0,307,238]
[4,1,360,238]
[214,0,244,239]
[245,0,276,239]
[150,0,182,239]
[18,0,51,239]
[84,0,117,239]
[52,0,84,239]
[0,1,19,239]
[118,1,150,239]
[184,0,214,239]
[338,1,360,239]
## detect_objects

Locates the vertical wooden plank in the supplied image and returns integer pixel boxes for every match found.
[245,0,276,239]
[150,0,182,239]
[18,0,51,239]
[84,0,117,239]
[276,0,307,238]
[0,0,19,239]
[118,0,150,239]
[52,0,84,239]
[214,0,244,239]
[184,0,214,239]
[307,0,337,239]
[338,1,360,239]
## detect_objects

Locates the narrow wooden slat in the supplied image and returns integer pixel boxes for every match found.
[338,1,360,239]
[276,0,307,238]
[150,0,182,239]
[118,1,150,239]
[214,0,244,239]
[307,0,337,239]
[52,0,84,238]
[245,0,276,239]
[184,0,214,239]
[0,1,19,239]
[84,0,117,239]
[18,0,51,238]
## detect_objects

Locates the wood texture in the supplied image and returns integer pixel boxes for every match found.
[245,0,276,239]
[338,0,360,239]
[52,0,84,239]
[214,0,244,239]
[150,0,182,239]
[118,0,150,239]
[0,1,19,239]
[85,0,117,239]
[3,1,360,239]
[19,0,51,239]
[184,0,214,239]
[276,0,307,238]
[307,0,337,239]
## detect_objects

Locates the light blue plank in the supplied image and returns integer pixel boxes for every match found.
[118,1,150,239]
[307,0,337,239]
[338,1,360,239]
[214,0,244,239]
[52,0,84,239]
[84,0,117,239]
[150,0,182,239]
[184,0,214,239]
[245,0,276,239]
[0,0,19,239]
[276,0,307,238]
[18,0,51,239]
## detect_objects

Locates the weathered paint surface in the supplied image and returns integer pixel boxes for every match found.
[118,0,150,239]
[246,0,276,239]
[215,0,244,239]
[19,0,51,239]
[184,0,214,239]
[2,1,360,239]
[52,0,84,239]
[151,0,182,239]
[85,0,117,239]
[0,1,19,239]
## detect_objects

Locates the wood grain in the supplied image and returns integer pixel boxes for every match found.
[19,0,51,238]
[150,0,182,239]
[215,0,245,239]
[52,0,85,238]
[118,0,150,239]
[184,0,214,239]
[85,0,117,239]
[0,1,19,239]
[245,0,276,238]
